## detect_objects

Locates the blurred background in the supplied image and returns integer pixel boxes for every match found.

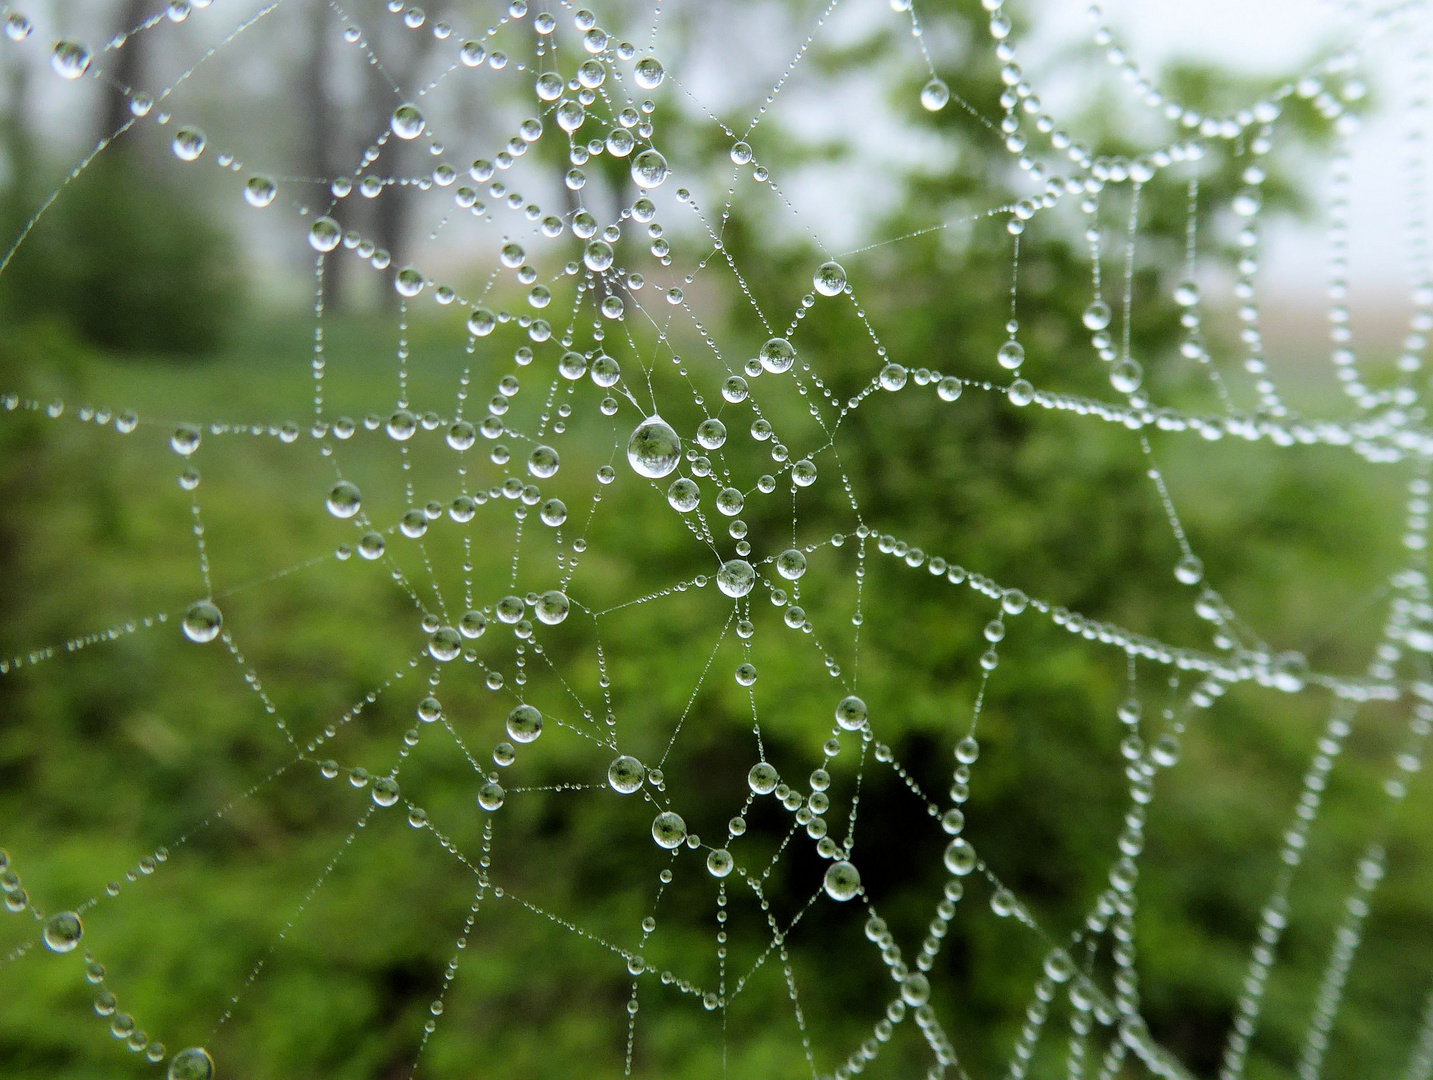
[1,0,1431,1078]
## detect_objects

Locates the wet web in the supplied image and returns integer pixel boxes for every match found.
[1,1,1433,1079]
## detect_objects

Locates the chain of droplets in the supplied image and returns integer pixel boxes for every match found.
[4,0,1433,1078]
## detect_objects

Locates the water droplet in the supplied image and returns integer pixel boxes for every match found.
[429,627,461,661]
[920,77,949,111]
[990,887,1017,917]
[813,261,847,296]
[706,848,733,877]
[51,40,91,80]
[633,56,665,89]
[1043,948,1075,983]
[244,175,276,208]
[775,549,807,580]
[326,480,361,519]
[901,973,930,1005]
[182,601,222,643]
[528,445,559,478]
[394,266,424,297]
[880,363,908,390]
[167,1047,214,1080]
[627,416,681,478]
[1007,379,1034,406]
[506,704,543,743]
[944,837,976,875]
[1083,300,1111,330]
[823,860,861,901]
[651,811,687,848]
[748,762,778,794]
[391,103,425,139]
[608,755,644,793]
[997,341,1025,370]
[309,216,341,253]
[631,149,668,190]
[667,478,699,512]
[42,911,82,953]
[1110,358,1142,393]
[534,590,569,625]
[1174,553,1204,585]
[758,337,796,374]
[171,127,205,162]
[716,559,755,598]
[835,695,867,730]
[937,376,962,402]
[171,424,201,456]
[477,782,505,811]
[1174,280,1202,307]
[371,777,400,807]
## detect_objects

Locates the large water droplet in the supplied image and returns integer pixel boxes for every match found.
[651,811,687,848]
[631,149,668,190]
[813,261,846,296]
[507,704,543,743]
[608,756,644,793]
[920,77,949,111]
[182,601,222,643]
[758,337,795,374]
[167,1047,215,1080]
[391,103,425,139]
[627,416,681,478]
[171,127,205,162]
[42,911,83,953]
[51,40,91,80]
[326,480,361,519]
[716,559,755,598]
[633,56,665,89]
[823,860,861,901]
[309,216,341,253]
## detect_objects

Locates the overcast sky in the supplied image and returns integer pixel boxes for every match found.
[1034,0,1413,299]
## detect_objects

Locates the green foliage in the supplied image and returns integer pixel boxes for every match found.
[0,152,243,356]
[0,4,1428,1080]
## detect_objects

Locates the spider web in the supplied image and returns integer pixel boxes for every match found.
[0,1,1431,1079]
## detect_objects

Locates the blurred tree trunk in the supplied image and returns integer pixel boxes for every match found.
[363,20,434,307]
[101,0,150,141]
[2,50,34,212]
[304,0,344,310]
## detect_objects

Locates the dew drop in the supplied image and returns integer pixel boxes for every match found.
[244,175,277,208]
[652,811,687,848]
[171,127,206,162]
[1083,299,1112,330]
[835,695,867,730]
[920,77,950,111]
[813,261,847,296]
[716,559,755,598]
[51,40,91,80]
[42,911,83,953]
[182,601,222,643]
[309,216,341,253]
[758,337,796,374]
[608,755,645,793]
[506,704,543,743]
[167,1047,214,1080]
[633,56,665,89]
[627,416,681,478]
[391,103,426,139]
[1175,553,1204,585]
[534,590,569,625]
[823,860,861,901]
[631,149,669,190]
[326,480,361,519]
